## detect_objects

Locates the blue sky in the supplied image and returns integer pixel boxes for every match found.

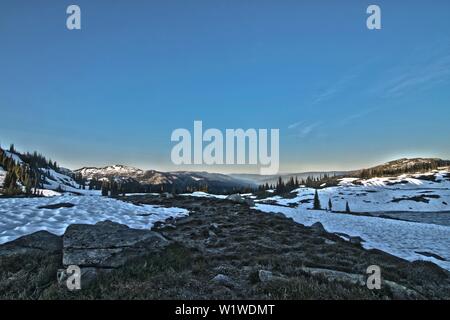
[1,0,450,173]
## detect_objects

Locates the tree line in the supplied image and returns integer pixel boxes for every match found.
[0,144,45,196]
[359,160,450,179]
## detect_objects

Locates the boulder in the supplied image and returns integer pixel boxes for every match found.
[245,199,255,207]
[271,212,286,219]
[349,236,364,245]
[162,192,174,199]
[226,194,254,206]
[0,231,62,257]
[63,220,170,268]
[211,274,234,287]
[209,223,220,231]
[226,194,244,203]
[256,269,287,283]
[301,267,423,299]
[258,270,274,282]
[311,222,326,233]
[57,267,99,288]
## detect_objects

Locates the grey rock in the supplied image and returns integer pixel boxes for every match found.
[349,236,364,245]
[0,231,62,257]
[210,223,220,230]
[226,194,245,203]
[57,267,100,287]
[245,199,255,207]
[301,267,423,299]
[258,270,274,282]
[63,220,169,268]
[162,192,174,199]
[227,193,254,206]
[311,222,326,233]
[256,270,287,283]
[211,274,234,287]
[208,230,217,238]
[271,212,286,219]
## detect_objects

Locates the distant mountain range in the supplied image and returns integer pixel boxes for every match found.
[43,157,450,193]
[2,143,450,195]
[74,165,255,193]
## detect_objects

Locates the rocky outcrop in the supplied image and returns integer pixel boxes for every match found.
[311,222,326,233]
[63,220,170,268]
[0,231,62,257]
[301,267,424,299]
[211,274,234,287]
[226,194,255,206]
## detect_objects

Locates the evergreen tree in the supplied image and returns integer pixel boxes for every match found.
[313,189,321,210]
[346,201,351,213]
[110,180,119,197]
[101,180,109,196]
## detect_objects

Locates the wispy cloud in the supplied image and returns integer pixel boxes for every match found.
[311,73,358,105]
[287,121,303,130]
[374,47,450,98]
[338,107,379,126]
[288,120,323,139]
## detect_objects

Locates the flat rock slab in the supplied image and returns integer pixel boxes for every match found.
[63,220,169,268]
[0,231,62,257]
[37,203,75,210]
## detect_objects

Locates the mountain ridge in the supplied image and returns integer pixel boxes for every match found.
[2,143,450,195]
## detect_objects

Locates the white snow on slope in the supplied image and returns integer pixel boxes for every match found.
[0,196,189,244]
[180,191,228,199]
[3,151,23,164]
[0,167,6,188]
[258,171,450,212]
[255,203,450,271]
[41,168,100,196]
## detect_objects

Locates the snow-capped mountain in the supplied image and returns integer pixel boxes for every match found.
[74,165,255,193]
[75,165,144,179]
[0,144,253,195]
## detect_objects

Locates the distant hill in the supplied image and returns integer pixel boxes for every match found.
[0,145,87,196]
[230,171,348,186]
[230,158,450,188]
[75,165,255,193]
[352,158,450,179]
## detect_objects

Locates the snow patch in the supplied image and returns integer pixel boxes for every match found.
[259,171,450,212]
[0,195,189,244]
[255,203,450,271]
[0,167,6,188]
[180,192,228,199]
